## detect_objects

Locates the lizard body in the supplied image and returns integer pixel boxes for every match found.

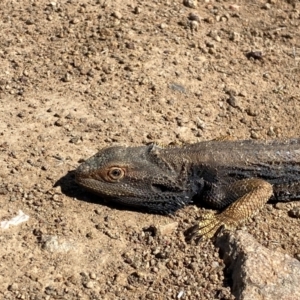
[75,138,300,238]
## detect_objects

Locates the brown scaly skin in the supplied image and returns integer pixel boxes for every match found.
[75,138,300,239]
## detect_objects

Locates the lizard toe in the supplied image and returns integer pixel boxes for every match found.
[187,212,236,241]
[184,216,220,242]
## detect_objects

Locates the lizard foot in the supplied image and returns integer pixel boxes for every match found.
[186,178,273,241]
[186,211,236,241]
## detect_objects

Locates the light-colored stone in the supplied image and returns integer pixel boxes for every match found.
[216,231,300,300]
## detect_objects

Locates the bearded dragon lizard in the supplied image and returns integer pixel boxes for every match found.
[75,138,300,238]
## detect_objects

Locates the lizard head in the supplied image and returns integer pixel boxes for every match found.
[75,144,200,214]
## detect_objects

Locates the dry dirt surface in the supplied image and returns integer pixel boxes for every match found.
[0,0,300,299]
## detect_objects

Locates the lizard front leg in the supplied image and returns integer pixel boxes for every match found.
[190,178,273,239]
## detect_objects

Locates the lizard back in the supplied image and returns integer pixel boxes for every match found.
[161,138,300,202]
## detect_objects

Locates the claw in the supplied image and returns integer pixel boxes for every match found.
[185,211,232,242]
[184,224,201,242]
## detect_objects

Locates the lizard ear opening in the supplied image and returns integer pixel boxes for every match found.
[151,183,177,193]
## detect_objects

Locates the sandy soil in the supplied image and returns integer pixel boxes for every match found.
[0,0,299,299]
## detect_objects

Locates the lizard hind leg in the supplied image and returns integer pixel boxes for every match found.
[190,178,273,240]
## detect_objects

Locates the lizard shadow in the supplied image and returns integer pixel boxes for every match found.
[56,171,236,260]
[55,170,156,213]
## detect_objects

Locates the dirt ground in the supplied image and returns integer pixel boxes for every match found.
[0,0,300,299]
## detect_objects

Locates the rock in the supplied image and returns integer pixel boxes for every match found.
[114,272,128,286]
[157,222,178,236]
[227,96,239,108]
[188,13,200,22]
[169,83,186,93]
[288,207,300,218]
[40,235,75,252]
[8,282,19,291]
[84,281,94,289]
[112,11,122,19]
[183,0,197,9]
[216,231,300,300]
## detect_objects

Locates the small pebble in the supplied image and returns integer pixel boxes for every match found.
[288,207,300,218]
[183,0,197,9]
[190,20,199,31]
[62,73,72,82]
[261,3,271,9]
[227,96,239,108]
[250,131,259,139]
[84,281,94,289]
[188,13,200,22]
[112,11,122,19]
[134,6,141,14]
[246,107,258,116]
[8,283,18,291]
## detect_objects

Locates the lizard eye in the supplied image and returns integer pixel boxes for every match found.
[107,167,125,181]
